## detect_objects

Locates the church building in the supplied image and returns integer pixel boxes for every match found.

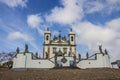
[43,28,76,59]
[13,29,111,70]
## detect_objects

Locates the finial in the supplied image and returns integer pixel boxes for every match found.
[70,28,72,32]
[47,27,49,31]
[59,30,61,37]
[64,35,66,40]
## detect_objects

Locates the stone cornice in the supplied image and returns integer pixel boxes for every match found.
[43,43,76,46]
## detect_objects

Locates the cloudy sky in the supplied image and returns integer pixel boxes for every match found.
[0,0,120,61]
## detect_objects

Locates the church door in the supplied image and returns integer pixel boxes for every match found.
[57,60,62,67]
[70,61,74,67]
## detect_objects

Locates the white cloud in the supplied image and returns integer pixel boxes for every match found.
[45,0,120,26]
[0,0,28,8]
[52,30,59,36]
[45,0,83,25]
[27,14,43,28]
[84,1,104,13]
[37,27,44,36]
[83,0,120,14]
[73,22,116,44]
[107,0,120,4]
[7,31,33,41]
[72,18,120,61]
[106,18,120,31]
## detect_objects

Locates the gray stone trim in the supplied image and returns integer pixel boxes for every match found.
[12,68,51,71]
[43,44,76,46]
[68,34,75,36]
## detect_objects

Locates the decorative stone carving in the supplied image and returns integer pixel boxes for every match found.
[24,44,29,53]
[58,49,62,56]
[78,53,81,61]
[61,56,67,63]
[53,47,56,54]
[73,54,76,67]
[46,52,48,59]
[63,48,67,54]
[55,52,58,67]
[35,52,38,58]
[99,45,103,53]
[86,52,89,59]
[105,49,108,55]
[68,52,70,57]
[16,47,20,54]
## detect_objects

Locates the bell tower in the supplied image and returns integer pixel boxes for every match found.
[43,28,51,58]
[68,28,76,57]
[68,28,76,45]
[44,28,51,44]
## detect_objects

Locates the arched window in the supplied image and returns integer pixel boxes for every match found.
[53,47,56,53]
[71,36,73,41]
[46,35,49,40]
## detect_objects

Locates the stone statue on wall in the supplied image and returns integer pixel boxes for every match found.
[16,47,20,54]
[78,53,81,61]
[46,52,48,59]
[35,52,38,58]
[68,52,70,57]
[73,54,76,67]
[55,52,58,67]
[104,49,108,55]
[86,52,89,59]
[24,44,29,53]
[99,45,103,53]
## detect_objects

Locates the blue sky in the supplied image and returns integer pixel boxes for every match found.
[0,0,120,61]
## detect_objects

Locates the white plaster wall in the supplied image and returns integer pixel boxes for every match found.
[77,54,111,69]
[103,55,111,68]
[88,55,96,59]
[44,45,48,58]
[13,53,55,69]
[13,54,26,68]
[13,52,111,69]
[26,60,54,68]
[25,53,54,69]
[71,46,75,54]
[13,53,74,69]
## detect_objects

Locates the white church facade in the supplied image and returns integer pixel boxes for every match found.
[13,29,111,69]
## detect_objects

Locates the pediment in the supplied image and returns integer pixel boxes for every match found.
[51,39,68,44]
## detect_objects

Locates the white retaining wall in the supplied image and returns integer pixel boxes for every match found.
[13,53,111,69]
[13,53,54,69]
[77,54,111,69]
